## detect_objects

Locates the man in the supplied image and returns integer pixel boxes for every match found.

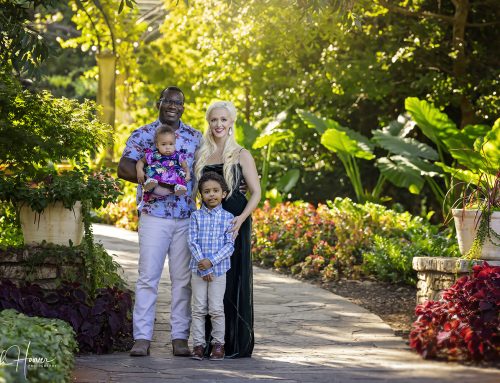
[118,86,202,357]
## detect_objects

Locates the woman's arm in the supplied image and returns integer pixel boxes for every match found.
[180,160,191,181]
[229,149,261,236]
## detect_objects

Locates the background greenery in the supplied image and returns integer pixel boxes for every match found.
[1,0,498,256]
[13,0,496,220]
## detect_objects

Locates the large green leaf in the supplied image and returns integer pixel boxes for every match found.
[298,109,374,151]
[235,120,259,149]
[321,129,375,160]
[447,145,485,172]
[372,130,438,160]
[252,130,293,149]
[481,118,500,172]
[405,97,457,146]
[401,156,442,177]
[276,169,300,193]
[382,115,414,137]
[296,109,329,134]
[462,124,491,147]
[376,157,424,194]
[252,110,292,149]
[435,162,480,184]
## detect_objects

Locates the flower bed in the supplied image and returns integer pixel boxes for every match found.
[0,309,77,383]
[96,194,139,232]
[252,198,459,284]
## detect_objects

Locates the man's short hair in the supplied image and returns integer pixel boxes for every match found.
[159,86,185,102]
[198,171,229,194]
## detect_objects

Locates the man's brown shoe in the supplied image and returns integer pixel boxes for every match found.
[129,339,150,356]
[209,343,224,361]
[172,339,190,356]
[191,345,205,361]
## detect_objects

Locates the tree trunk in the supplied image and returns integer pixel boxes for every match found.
[245,84,251,124]
[451,0,475,127]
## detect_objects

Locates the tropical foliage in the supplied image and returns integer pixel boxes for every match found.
[11,0,498,214]
[298,98,500,216]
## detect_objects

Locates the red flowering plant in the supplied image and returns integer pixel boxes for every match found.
[252,198,459,283]
[409,262,499,362]
[0,165,121,214]
[252,201,337,274]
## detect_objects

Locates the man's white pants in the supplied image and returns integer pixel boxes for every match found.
[133,213,191,341]
[191,273,226,347]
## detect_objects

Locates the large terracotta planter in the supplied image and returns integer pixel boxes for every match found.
[452,209,500,260]
[19,202,84,246]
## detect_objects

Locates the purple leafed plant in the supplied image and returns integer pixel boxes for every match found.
[0,279,133,354]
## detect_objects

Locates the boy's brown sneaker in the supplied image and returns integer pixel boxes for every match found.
[191,345,205,361]
[209,343,224,361]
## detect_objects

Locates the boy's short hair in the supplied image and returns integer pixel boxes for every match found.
[154,124,176,143]
[198,171,229,194]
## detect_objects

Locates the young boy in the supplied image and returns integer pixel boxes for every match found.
[188,171,235,361]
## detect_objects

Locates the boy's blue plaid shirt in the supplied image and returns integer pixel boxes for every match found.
[188,204,235,277]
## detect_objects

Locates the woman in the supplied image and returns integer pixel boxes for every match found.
[194,100,261,358]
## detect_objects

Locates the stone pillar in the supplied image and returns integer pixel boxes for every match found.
[412,257,500,304]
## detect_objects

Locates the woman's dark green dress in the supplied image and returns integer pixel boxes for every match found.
[203,163,254,358]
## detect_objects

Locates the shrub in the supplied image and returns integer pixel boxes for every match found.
[0,166,121,214]
[0,203,23,249]
[0,280,133,354]
[252,201,337,273]
[0,76,111,171]
[0,309,77,383]
[0,365,15,383]
[362,236,418,285]
[96,194,139,231]
[409,262,499,362]
[252,198,459,283]
[95,182,139,231]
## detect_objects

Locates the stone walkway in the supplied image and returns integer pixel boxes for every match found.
[72,224,499,382]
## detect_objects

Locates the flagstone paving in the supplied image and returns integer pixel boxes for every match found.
[72,224,499,382]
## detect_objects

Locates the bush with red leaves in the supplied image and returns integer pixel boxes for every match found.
[409,262,499,362]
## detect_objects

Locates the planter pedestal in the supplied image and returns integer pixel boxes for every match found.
[19,202,84,246]
[412,257,500,304]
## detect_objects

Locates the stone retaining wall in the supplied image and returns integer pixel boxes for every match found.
[0,246,85,289]
[412,257,500,304]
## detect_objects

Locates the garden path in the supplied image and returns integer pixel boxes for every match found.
[72,224,499,383]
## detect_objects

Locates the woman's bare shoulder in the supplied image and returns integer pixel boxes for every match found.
[239,147,254,162]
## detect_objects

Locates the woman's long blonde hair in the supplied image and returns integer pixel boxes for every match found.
[194,101,242,198]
